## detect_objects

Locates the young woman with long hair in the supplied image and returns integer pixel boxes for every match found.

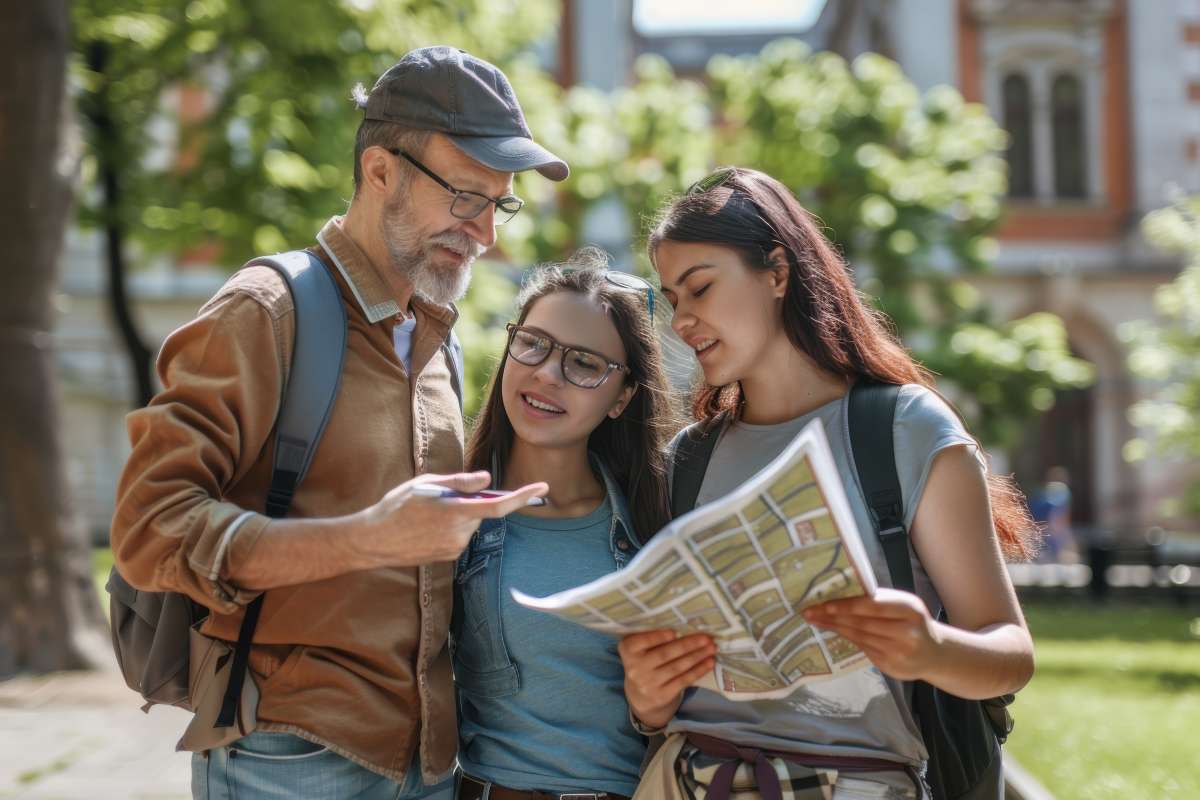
[447,252,677,800]
[618,168,1036,800]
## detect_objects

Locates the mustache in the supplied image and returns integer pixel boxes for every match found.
[429,232,485,260]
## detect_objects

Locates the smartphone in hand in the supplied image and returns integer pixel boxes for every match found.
[410,485,548,507]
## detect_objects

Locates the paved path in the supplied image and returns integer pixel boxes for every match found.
[0,667,190,799]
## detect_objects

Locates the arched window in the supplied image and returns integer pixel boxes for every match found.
[1002,73,1034,199]
[1052,73,1087,199]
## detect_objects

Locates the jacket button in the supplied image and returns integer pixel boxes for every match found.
[617,539,630,551]
[421,591,431,607]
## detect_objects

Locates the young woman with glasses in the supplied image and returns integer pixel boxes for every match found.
[438,250,678,800]
[617,168,1037,800]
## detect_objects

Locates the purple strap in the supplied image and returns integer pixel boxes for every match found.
[689,735,783,800]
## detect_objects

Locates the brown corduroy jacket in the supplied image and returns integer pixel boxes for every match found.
[111,216,464,783]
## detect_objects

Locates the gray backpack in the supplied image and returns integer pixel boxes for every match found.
[106,250,464,726]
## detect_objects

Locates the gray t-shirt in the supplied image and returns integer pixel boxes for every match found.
[667,384,979,783]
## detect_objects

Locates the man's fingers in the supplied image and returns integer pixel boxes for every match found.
[421,471,492,493]
[450,482,549,518]
[487,483,550,516]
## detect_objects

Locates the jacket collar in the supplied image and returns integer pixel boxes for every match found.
[315,216,457,331]
[589,452,640,547]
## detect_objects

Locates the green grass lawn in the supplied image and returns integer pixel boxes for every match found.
[1007,600,1200,800]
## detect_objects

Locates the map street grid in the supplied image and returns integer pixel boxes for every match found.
[513,419,879,701]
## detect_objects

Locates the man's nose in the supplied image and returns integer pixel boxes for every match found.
[462,206,497,250]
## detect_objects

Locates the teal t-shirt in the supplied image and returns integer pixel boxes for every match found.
[457,500,644,796]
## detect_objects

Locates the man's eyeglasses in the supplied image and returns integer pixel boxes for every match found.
[389,149,524,225]
[686,166,737,196]
[505,324,629,389]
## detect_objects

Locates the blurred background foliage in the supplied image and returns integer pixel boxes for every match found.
[73,0,1091,432]
[1122,196,1200,517]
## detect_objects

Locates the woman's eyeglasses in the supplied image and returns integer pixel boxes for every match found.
[505,324,629,389]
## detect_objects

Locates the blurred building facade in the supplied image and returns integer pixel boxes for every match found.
[559,0,1200,538]
[61,0,1198,540]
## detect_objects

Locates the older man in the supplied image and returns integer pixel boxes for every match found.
[111,46,565,799]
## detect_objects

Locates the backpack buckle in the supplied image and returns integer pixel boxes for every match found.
[869,489,904,532]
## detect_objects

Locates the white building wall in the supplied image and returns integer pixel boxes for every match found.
[1130,0,1198,207]
[890,0,958,91]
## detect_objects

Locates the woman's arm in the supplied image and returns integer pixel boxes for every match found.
[804,445,1034,699]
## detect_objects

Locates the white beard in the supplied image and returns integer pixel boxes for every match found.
[381,195,483,306]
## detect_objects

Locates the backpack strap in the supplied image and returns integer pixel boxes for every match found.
[850,382,1016,798]
[847,382,914,593]
[670,412,727,519]
[215,250,348,729]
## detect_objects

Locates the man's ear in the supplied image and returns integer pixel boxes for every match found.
[609,384,637,419]
[360,146,394,198]
[766,246,790,299]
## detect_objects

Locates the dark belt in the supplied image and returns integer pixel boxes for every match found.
[684,732,922,800]
[458,772,631,800]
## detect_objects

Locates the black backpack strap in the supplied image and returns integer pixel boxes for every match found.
[847,382,914,592]
[851,382,1015,798]
[215,250,348,729]
[670,413,727,518]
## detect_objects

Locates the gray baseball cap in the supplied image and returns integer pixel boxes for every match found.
[359,46,568,182]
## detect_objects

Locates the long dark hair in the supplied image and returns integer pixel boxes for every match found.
[647,168,1036,559]
[466,249,677,541]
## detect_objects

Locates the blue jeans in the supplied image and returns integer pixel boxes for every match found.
[192,730,455,800]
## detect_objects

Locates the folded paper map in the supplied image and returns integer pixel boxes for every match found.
[512,418,877,700]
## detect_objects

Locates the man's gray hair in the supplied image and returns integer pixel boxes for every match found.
[351,83,431,196]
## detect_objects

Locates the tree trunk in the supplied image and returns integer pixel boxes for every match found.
[86,40,155,409]
[0,0,108,675]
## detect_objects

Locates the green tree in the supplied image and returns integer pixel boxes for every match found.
[1123,197,1200,519]
[536,43,1092,446]
[74,5,1091,443]
[73,0,559,409]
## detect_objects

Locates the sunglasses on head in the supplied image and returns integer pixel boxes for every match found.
[686,167,737,196]
[562,268,656,321]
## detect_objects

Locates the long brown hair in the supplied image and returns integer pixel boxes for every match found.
[466,250,677,541]
[647,168,1036,559]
